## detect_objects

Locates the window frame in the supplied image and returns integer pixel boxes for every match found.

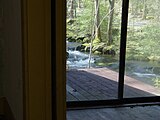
[64,0,160,109]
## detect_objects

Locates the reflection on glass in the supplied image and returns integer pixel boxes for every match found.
[124,1,160,98]
[66,0,122,102]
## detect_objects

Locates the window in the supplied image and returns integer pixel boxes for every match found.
[64,0,160,108]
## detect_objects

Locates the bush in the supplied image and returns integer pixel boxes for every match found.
[152,77,160,88]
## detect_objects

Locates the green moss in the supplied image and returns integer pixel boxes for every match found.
[93,51,102,55]
[153,77,160,88]
[148,56,160,61]
[93,37,101,45]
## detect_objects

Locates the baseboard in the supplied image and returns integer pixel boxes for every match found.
[0,97,15,120]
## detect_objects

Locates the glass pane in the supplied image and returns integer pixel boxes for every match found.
[124,0,160,98]
[66,0,122,102]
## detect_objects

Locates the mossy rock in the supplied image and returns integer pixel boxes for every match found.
[76,36,85,43]
[146,16,154,20]
[82,37,90,43]
[93,37,101,45]
[76,39,83,43]
[102,46,108,53]
[92,42,106,52]
[93,51,102,55]
[102,45,116,55]
[92,45,103,53]
[76,45,85,51]
[84,46,90,52]
[148,56,160,61]
[67,19,76,25]
[67,37,77,42]
[103,49,116,56]
[82,43,90,47]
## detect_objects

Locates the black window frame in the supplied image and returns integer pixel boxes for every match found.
[52,0,160,109]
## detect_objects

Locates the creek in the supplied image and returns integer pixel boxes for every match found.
[67,49,160,87]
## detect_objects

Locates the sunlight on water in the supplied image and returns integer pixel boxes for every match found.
[67,50,95,68]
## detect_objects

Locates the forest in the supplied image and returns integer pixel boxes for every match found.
[66,0,160,61]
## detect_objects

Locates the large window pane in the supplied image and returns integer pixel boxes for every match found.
[66,0,122,102]
[124,0,160,98]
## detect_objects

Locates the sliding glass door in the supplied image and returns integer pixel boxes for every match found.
[124,0,160,98]
[66,0,123,104]
[66,0,160,108]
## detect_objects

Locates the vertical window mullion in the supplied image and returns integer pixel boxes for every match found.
[118,0,129,100]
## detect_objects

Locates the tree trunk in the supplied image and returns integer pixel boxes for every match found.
[94,0,101,41]
[107,0,115,45]
[70,0,74,19]
[142,0,147,20]
[78,0,81,8]
[155,0,160,21]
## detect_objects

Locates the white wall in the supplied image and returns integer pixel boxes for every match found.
[1,0,23,119]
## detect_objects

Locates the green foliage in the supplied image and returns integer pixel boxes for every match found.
[152,77,160,88]
[66,0,93,40]
[82,43,90,47]
[83,37,90,43]
[138,24,160,60]
[126,23,160,61]
[94,51,102,55]
[66,0,160,59]
[93,37,101,45]
[66,0,122,43]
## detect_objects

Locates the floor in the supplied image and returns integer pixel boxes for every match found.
[66,68,160,120]
[67,104,160,120]
[66,68,160,101]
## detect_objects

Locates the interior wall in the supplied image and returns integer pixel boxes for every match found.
[1,0,23,120]
[0,0,4,97]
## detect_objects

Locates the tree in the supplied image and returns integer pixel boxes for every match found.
[155,0,160,21]
[142,0,147,20]
[94,0,101,41]
[70,0,74,19]
[69,0,77,19]
[77,0,82,8]
[107,0,115,45]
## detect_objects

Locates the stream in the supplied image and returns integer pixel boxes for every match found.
[67,50,160,87]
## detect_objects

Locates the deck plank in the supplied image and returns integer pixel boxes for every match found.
[67,105,160,120]
[66,68,160,101]
[66,92,78,101]
[67,78,98,100]
[67,71,114,100]
[66,85,88,101]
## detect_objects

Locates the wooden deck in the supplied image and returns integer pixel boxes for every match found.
[67,105,160,120]
[66,68,160,101]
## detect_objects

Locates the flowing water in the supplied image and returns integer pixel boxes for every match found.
[67,50,160,87]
